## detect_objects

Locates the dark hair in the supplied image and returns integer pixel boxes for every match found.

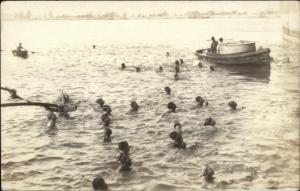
[92,177,108,190]
[167,102,177,112]
[96,98,105,106]
[131,101,139,111]
[164,86,171,94]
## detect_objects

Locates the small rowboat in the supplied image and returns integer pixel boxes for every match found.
[195,41,271,65]
[12,49,28,58]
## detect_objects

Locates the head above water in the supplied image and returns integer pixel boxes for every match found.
[118,141,130,153]
[131,101,139,111]
[204,117,216,126]
[169,131,180,141]
[210,66,215,71]
[92,177,108,190]
[166,52,170,57]
[175,60,180,66]
[158,66,163,72]
[211,37,215,41]
[121,63,126,69]
[136,67,141,72]
[180,59,184,64]
[174,122,182,130]
[167,102,177,112]
[228,100,237,110]
[196,96,204,106]
[96,98,105,106]
[164,86,171,95]
[19,43,22,46]
[219,38,223,43]
[102,105,111,115]
[198,62,203,68]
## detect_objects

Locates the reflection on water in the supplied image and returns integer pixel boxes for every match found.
[1,18,299,191]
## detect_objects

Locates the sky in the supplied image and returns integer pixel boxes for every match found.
[1,1,280,16]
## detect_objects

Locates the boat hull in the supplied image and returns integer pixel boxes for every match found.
[12,50,28,58]
[195,48,271,65]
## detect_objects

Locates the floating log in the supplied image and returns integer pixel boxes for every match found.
[1,102,58,108]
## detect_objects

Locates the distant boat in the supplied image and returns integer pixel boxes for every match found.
[195,41,271,65]
[12,49,28,58]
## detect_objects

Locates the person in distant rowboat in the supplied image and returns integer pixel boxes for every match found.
[210,37,218,53]
[16,43,24,51]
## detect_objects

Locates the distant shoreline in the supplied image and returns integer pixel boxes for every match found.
[2,15,280,21]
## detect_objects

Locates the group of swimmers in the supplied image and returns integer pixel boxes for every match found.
[2,53,239,190]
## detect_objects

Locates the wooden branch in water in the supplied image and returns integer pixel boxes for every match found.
[1,102,58,108]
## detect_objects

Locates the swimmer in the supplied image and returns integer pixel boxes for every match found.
[130,101,139,112]
[195,96,205,106]
[175,60,180,66]
[46,112,57,129]
[173,122,182,134]
[101,113,111,126]
[204,117,216,126]
[169,131,186,149]
[205,101,209,106]
[103,127,112,142]
[203,164,215,182]
[174,73,179,81]
[166,52,170,57]
[228,100,237,110]
[96,98,105,107]
[198,62,203,68]
[92,177,108,190]
[167,102,177,112]
[158,66,163,72]
[164,86,171,95]
[136,67,141,72]
[175,66,180,73]
[119,141,130,154]
[102,105,112,115]
[210,66,215,71]
[180,59,184,64]
[93,45,96,49]
[119,154,132,172]
[121,63,126,70]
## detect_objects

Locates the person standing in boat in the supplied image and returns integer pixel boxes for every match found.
[210,37,218,53]
[16,43,24,51]
[217,38,223,54]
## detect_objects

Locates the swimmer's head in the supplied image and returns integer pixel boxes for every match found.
[198,62,203,68]
[166,52,170,57]
[210,66,215,71]
[118,141,130,153]
[228,101,237,110]
[173,122,182,132]
[130,101,139,111]
[102,105,112,115]
[204,117,216,126]
[180,59,184,64]
[167,102,177,112]
[92,177,108,190]
[175,60,180,66]
[104,128,112,138]
[169,131,180,141]
[121,63,126,69]
[159,66,163,72]
[164,86,171,95]
[195,96,204,106]
[136,67,141,72]
[96,98,105,106]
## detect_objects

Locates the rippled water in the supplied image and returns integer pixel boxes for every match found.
[1,18,299,190]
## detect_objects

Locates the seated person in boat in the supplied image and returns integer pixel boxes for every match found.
[17,43,25,51]
[210,37,218,53]
[217,38,223,54]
